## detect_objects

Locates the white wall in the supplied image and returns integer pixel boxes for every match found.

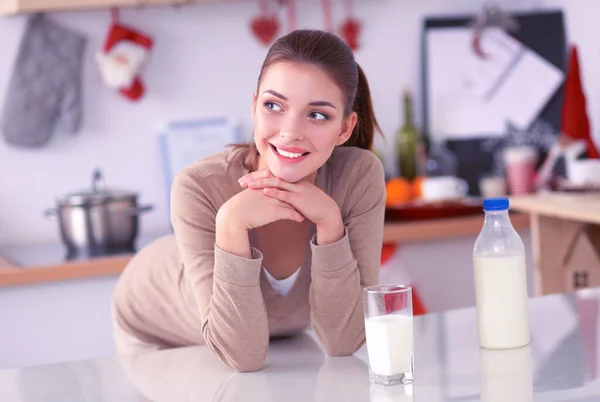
[0,0,598,245]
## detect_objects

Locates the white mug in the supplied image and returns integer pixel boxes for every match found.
[567,159,600,186]
[421,176,469,202]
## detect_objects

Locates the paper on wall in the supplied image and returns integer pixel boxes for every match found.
[426,27,564,142]
[158,116,243,221]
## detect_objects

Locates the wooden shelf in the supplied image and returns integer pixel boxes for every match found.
[383,212,530,244]
[0,255,131,287]
[0,0,219,15]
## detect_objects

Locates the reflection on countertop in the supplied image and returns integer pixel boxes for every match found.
[0,231,168,269]
[2,288,600,401]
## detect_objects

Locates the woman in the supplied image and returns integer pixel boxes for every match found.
[112,29,386,372]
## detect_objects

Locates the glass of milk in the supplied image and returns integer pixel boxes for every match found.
[363,285,414,386]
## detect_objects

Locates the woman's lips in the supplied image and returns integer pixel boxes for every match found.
[270,144,310,163]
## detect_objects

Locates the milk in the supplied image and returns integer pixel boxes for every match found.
[365,314,413,376]
[474,252,530,349]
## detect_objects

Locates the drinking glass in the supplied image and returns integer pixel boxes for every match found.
[363,285,414,386]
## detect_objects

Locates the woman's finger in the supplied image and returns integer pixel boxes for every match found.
[263,187,293,204]
[279,206,304,222]
[273,197,295,209]
[238,169,273,187]
[271,198,304,222]
[247,177,295,191]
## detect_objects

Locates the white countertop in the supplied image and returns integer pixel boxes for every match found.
[2,288,600,401]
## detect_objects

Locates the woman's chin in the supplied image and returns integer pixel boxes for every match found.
[269,166,310,183]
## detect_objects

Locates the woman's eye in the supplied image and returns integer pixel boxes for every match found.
[264,102,282,112]
[309,111,329,121]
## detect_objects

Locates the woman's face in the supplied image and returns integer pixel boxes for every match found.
[252,61,357,183]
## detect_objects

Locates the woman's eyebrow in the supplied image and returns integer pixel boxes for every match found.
[262,90,336,109]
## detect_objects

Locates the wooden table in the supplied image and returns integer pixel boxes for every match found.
[510,193,600,296]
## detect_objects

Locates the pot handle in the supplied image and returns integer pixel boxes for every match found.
[125,205,154,216]
[44,208,57,219]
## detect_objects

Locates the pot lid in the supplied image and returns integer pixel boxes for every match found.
[57,169,137,206]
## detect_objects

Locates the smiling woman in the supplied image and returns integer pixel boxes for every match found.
[111,29,387,372]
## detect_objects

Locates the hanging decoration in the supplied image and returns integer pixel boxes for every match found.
[95,9,154,101]
[250,0,280,46]
[339,0,361,51]
[321,0,333,33]
[286,0,296,33]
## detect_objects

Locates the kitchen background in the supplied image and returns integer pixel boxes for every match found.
[1,0,599,370]
[0,0,599,246]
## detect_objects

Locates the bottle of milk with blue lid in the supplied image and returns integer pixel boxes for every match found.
[473,197,530,349]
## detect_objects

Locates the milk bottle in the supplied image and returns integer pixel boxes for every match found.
[473,197,530,349]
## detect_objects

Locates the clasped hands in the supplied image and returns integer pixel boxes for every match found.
[237,169,344,245]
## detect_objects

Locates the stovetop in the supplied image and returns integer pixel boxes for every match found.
[0,232,167,268]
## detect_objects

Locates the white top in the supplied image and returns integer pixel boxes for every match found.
[264,267,301,296]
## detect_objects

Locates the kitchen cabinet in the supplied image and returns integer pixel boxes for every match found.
[511,193,600,296]
[0,0,219,15]
[0,275,119,370]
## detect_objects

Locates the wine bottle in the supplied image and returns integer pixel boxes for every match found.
[396,89,425,180]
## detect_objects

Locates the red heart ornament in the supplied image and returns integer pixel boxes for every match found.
[340,18,361,51]
[251,15,280,45]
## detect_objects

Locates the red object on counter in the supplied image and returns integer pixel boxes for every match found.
[561,45,599,159]
[380,244,427,316]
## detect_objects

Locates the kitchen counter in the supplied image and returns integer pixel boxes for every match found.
[0,214,530,288]
[510,193,600,225]
[510,193,600,296]
[1,287,597,401]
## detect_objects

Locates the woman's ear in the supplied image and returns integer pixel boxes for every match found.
[336,112,358,145]
[251,92,258,118]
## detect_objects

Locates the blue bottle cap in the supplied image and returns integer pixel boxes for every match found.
[483,197,509,211]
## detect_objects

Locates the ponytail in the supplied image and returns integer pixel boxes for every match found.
[344,63,382,151]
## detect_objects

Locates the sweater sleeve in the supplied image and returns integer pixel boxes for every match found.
[308,152,386,355]
[170,170,269,372]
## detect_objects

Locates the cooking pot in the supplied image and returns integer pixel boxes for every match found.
[45,169,153,257]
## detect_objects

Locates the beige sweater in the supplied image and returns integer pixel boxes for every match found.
[112,146,386,371]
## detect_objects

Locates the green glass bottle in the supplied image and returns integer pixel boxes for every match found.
[396,89,424,181]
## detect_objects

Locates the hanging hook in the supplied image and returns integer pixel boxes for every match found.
[470,2,520,58]
[473,2,520,32]
[172,0,195,9]
[110,7,120,23]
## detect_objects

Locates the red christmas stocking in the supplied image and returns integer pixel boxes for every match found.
[96,13,153,101]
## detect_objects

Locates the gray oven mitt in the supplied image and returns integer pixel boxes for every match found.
[0,14,86,148]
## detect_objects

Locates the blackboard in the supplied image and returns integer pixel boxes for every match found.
[421,10,567,195]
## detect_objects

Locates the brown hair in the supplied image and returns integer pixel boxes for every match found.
[235,29,382,170]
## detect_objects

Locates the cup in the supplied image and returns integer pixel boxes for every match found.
[363,285,414,386]
[479,176,507,199]
[503,146,538,195]
[419,176,469,202]
[567,159,600,186]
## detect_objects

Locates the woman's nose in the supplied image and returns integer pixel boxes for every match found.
[279,116,304,141]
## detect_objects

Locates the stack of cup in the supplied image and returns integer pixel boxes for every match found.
[502,146,538,195]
